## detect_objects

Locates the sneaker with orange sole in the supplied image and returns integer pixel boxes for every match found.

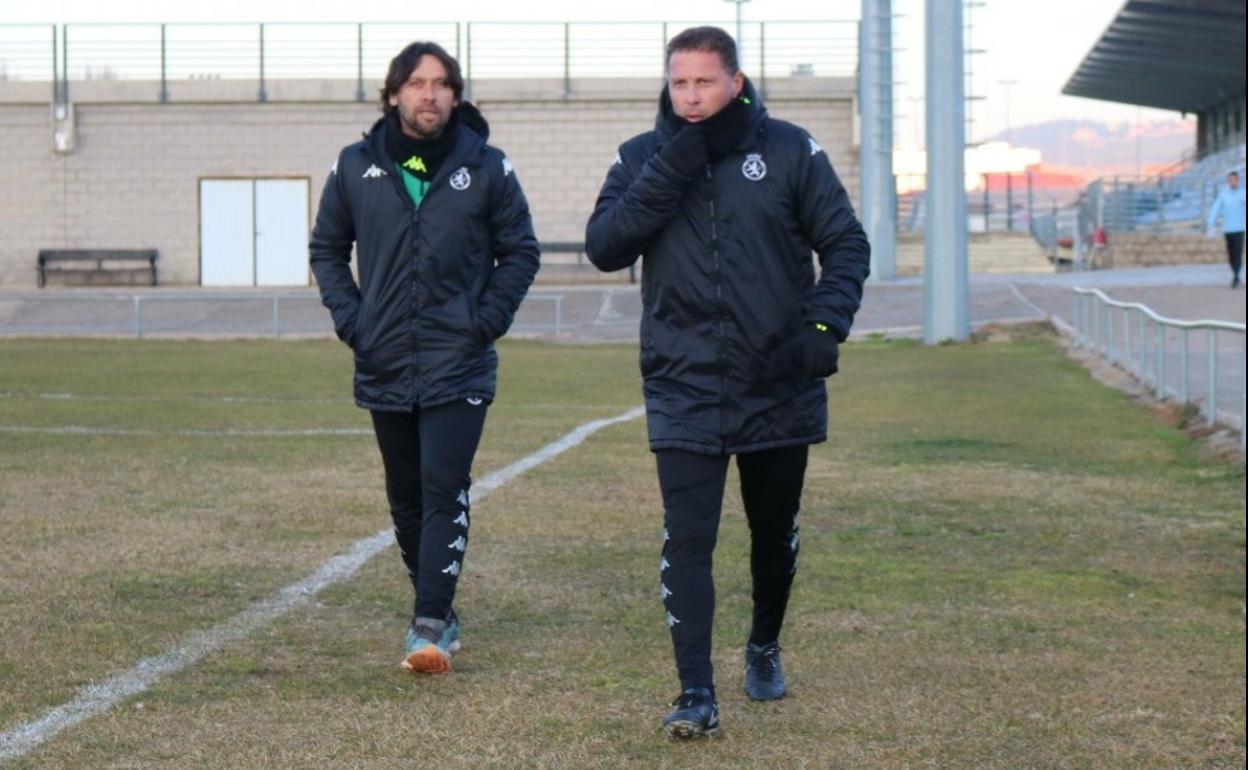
[401,612,461,674]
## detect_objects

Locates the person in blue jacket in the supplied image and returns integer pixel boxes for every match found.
[310,41,539,676]
[586,26,869,738]
[1207,170,1245,288]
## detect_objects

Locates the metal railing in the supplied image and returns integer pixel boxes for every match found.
[897,173,1080,240]
[1071,287,1246,451]
[1049,142,1248,269]
[0,20,857,103]
[0,291,567,338]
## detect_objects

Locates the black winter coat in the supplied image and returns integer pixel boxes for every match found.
[586,81,869,455]
[310,104,540,412]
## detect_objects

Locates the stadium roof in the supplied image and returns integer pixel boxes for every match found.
[1062,0,1246,114]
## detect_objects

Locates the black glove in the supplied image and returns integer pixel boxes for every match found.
[657,124,708,179]
[780,322,839,380]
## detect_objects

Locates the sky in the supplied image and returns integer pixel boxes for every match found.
[7,0,1190,144]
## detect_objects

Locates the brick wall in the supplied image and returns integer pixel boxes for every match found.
[0,79,856,287]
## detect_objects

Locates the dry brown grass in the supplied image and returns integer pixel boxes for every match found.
[1,333,1243,768]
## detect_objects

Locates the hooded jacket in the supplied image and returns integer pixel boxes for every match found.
[310,103,540,411]
[585,80,870,455]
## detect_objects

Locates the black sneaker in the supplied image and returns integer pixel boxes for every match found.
[744,642,787,701]
[662,686,720,738]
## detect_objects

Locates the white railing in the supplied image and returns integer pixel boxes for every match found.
[1071,287,1246,451]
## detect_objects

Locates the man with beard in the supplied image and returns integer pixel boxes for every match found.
[586,26,869,737]
[310,41,539,675]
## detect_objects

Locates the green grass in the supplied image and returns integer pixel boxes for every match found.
[0,330,1243,769]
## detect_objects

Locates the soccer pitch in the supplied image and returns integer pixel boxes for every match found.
[0,333,1243,768]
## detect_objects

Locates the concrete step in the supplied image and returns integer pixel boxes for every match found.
[894,233,1054,275]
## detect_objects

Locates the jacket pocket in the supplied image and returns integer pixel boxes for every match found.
[350,296,375,351]
[639,313,657,375]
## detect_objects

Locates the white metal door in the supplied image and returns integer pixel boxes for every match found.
[255,179,309,286]
[200,180,255,286]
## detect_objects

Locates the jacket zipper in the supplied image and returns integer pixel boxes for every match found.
[707,164,727,447]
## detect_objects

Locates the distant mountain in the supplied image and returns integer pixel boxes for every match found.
[989,119,1196,176]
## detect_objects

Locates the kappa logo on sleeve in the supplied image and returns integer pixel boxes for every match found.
[612,151,622,166]
[330,158,338,175]
[808,137,825,156]
[501,157,514,177]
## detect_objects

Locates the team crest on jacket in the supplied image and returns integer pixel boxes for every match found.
[450,167,471,190]
[742,153,767,181]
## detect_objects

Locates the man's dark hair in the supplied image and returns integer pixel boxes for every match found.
[1229,171,1240,179]
[665,26,739,74]
[380,41,464,113]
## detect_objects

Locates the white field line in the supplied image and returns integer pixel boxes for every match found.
[0,405,645,763]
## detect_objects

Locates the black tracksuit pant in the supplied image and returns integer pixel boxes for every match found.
[371,399,488,621]
[1225,232,1244,281]
[657,445,808,691]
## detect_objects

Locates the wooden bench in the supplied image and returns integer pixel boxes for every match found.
[539,241,636,284]
[37,249,158,288]
[541,241,588,264]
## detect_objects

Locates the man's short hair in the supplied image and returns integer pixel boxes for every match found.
[665,26,739,74]
[1229,171,1240,179]
[380,41,464,113]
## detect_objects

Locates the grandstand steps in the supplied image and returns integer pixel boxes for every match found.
[895,232,1055,275]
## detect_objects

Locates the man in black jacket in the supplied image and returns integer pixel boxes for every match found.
[586,26,869,737]
[310,42,539,676]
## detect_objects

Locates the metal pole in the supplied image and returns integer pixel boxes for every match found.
[1123,307,1132,375]
[1006,174,1014,231]
[1093,294,1103,351]
[923,0,969,343]
[133,296,142,339]
[160,24,168,103]
[51,25,58,106]
[1027,172,1034,229]
[62,24,69,105]
[1106,304,1115,363]
[465,23,473,102]
[983,175,990,231]
[273,296,280,340]
[1073,293,1082,345]
[860,0,896,280]
[1240,335,1245,452]
[1180,328,1189,403]
[734,1,745,61]
[758,21,767,99]
[1206,329,1217,425]
[554,296,563,336]
[658,21,668,75]
[1079,294,1087,346]
[1155,323,1165,399]
[563,22,571,99]
[258,23,267,103]
[355,23,365,102]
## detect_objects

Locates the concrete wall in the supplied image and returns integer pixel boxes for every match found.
[1103,233,1227,268]
[0,77,857,287]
